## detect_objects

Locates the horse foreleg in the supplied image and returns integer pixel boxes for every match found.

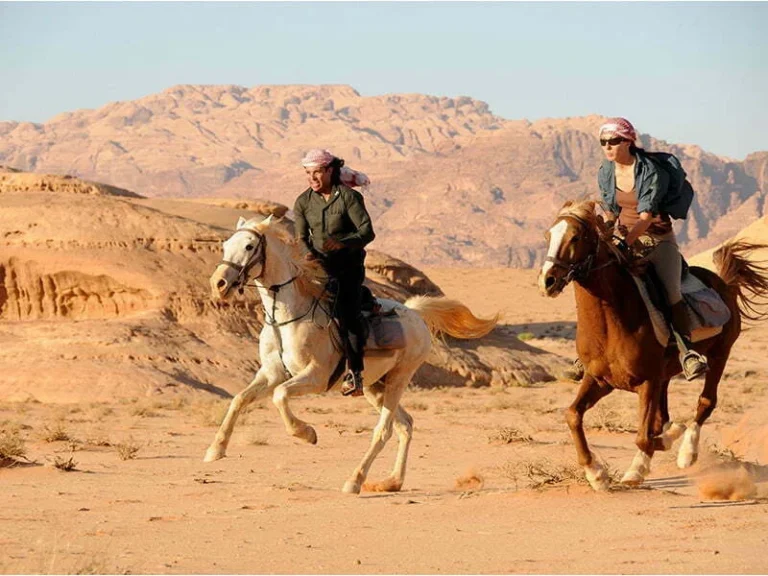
[622,380,659,486]
[678,356,726,468]
[272,365,328,445]
[204,368,277,462]
[565,374,613,491]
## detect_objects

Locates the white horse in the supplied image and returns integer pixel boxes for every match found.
[204,216,497,494]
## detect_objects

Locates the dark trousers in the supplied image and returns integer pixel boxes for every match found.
[327,262,367,373]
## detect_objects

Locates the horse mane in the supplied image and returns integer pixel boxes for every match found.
[556,199,598,227]
[242,216,330,300]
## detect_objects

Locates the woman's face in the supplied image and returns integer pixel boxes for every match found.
[305,165,332,192]
[600,132,631,161]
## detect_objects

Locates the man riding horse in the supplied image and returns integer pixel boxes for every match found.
[293,148,375,397]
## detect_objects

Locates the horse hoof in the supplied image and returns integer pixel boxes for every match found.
[584,463,610,491]
[203,446,225,463]
[296,426,317,445]
[677,450,698,469]
[342,481,361,495]
[620,470,645,486]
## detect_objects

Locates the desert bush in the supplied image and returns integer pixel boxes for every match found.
[0,428,27,464]
[488,427,533,444]
[115,439,140,460]
[41,422,72,443]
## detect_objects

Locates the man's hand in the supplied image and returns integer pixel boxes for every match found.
[322,237,345,252]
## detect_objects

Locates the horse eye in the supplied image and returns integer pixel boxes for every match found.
[572,235,581,243]
[245,244,254,251]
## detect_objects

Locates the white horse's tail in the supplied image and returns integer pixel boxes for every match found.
[404,296,498,340]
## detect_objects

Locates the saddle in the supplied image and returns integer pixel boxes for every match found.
[632,256,731,347]
[324,290,408,392]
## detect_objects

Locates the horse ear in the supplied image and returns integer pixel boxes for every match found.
[585,200,596,213]
[562,200,574,209]
[262,214,274,226]
[236,216,247,229]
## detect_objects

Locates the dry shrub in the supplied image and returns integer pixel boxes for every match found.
[130,404,161,418]
[52,454,78,472]
[697,464,756,501]
[41,422,72,443]
[196,400,232,427]
[84,435,112,448]
[0,428,27,464]
[406,401,429,412]
[305,406,333,415]
[502,458,587,490]
[488,427,533,444]
[455,469,485,491]
[588,405,635,433]
[115,439,140,460]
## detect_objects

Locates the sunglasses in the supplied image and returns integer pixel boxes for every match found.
[600,136,626,147]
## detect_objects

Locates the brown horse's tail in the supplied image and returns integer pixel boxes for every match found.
[714,240,768,322]
[404,296,499,339]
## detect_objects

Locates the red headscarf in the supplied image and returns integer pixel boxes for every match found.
[301,148,335,168]
[599,117,637,141]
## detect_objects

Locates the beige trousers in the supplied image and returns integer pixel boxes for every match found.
[642,231,683,306]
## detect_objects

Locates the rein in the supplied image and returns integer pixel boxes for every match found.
[546,214,618,289]
[218,228,337,377]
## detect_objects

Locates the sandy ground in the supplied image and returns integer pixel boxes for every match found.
[2,268,768,574]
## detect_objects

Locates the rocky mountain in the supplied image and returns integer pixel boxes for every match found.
[1,84,765,267]
[0,171,567,402]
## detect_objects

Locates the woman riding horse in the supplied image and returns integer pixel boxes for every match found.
[293,148,375,397]
[597,117,708,380]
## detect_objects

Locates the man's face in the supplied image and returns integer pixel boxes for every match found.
[305,165,332,192]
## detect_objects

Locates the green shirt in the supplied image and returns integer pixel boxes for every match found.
[293,184,375,264]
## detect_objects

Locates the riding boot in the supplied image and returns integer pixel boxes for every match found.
[341,370,364,397]
[340,331,365,397]
[670,300,709,381]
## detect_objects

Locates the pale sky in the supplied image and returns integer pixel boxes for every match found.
[1,1,766,159]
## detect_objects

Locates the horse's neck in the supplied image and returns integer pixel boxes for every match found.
[256,244,316,319]
[574,244,641,330]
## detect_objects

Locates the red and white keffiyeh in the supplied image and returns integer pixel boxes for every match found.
[301,148,371,188]
[599,117,637,141]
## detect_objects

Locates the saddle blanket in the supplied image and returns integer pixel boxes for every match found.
[632,270,731,347]
[364,298,408,350]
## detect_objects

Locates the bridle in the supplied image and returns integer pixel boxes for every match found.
[218,228,267,290]
[217,227,332,329]
[544,214,617,290]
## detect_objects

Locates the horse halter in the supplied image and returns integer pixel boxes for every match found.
[545,215,610,290]
[218,229,267,292]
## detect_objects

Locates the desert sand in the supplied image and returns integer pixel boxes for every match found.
[2,244,768,573]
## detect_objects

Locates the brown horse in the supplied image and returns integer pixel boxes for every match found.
[538,200,768,490]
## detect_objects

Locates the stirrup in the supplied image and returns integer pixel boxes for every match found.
[681,350,708,381]
[341,371,364,397]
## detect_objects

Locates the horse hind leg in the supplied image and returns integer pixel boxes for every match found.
[362,404,413,493]
[678,355,726,469]
[653,378,686,451]
[343,366,413,495]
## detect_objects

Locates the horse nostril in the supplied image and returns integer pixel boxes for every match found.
[545,276,555,289]
[217,279,227,289]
